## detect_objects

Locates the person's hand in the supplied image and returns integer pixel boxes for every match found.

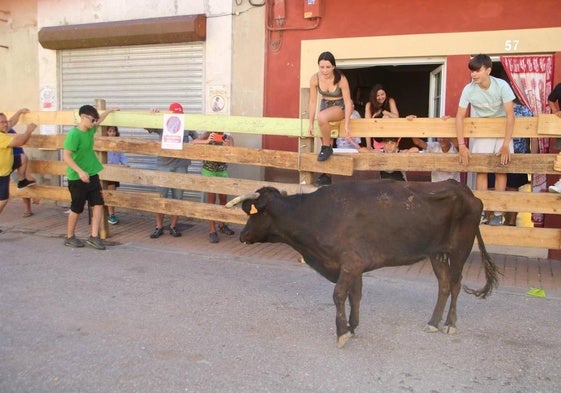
[345,126,351,138]
[497,144,511,166]
[18,108,30,115]
[150,108,160,113]
[458,145,470,166]
[406,115,416,120]
[78,170,90,183]
[308,125,314,137]
[555,111,561,118]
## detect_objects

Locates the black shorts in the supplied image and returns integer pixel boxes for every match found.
[0,175,9,201]
[68,174,104,214]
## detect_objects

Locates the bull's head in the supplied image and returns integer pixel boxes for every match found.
[226,187,286,244]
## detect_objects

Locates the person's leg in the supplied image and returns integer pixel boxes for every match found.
[67,211,80,238]
[20,154,36,182]
[0,198,8,216]
[151,184,168,238]
[317,105,344,146]
[0,176,10,217]
[106,183,116,216]
[316,105,344,161]
[168,186,183,236]
[66,180,86,239]
[217,193,235,236]
[22,197,32,217]
[208,192,218,237]
[475,173,488,191]
[90,205,103,237]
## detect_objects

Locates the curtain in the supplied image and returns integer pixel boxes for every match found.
[500,55,555,227]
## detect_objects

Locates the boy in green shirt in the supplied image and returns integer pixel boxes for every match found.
[63,104,119,249]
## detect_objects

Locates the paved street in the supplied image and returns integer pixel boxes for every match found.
[1,202,561,392]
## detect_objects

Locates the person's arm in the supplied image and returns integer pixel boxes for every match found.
[8,108,29,128]
[308,74,318,136]
[8,123,37,147]
[340,76,353,137]
[364,102,373,150]
[498,100,515,165]
[456,106,469,166]
[192,132,211,144]
[224,134,234,147]
[97,108,120,126]
[63,149,90,183]
[549,100,561,117]
[412,137,427,150]
[382,98,399,118]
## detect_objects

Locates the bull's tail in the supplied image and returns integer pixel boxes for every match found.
[463,226,501,298]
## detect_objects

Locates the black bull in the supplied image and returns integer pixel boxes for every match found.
[226,180,500,348]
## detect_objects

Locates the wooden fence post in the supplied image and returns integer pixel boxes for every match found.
[94,98,109,239]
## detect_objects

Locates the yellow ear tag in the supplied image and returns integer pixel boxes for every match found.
[250,204,258,215]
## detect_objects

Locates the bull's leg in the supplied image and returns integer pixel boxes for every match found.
[442,249,470,334]
[427,253,451,333]
[348,275,363,335]
[333,270,358,348]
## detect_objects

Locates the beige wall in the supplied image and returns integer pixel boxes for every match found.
[0,1,39,113]
[300,27,561,88]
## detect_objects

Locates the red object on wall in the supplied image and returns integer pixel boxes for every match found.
[303,0,321,19]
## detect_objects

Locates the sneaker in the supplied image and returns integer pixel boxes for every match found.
[317,145,333,161]
[169,226,182,237]
[86,235,106,250]
[107,214,119,225]
[17,179,36,189]
[219,224,235,236]
[489,214,504,226]
[150,227,164,238]
[209,232,219,243]
[64,235,85,248]
[313,173,332,186]
[480,213,488,225]
[548,179,561,193]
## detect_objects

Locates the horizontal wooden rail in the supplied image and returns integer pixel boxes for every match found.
[8,111,561,138]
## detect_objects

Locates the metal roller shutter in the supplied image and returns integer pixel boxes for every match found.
[59,42,204,201]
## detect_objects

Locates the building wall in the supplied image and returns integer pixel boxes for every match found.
[263,0,561,151]
[0,1,39,114]
[0,0,266,181]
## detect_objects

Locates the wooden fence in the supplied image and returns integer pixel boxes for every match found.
[7,110,561,250]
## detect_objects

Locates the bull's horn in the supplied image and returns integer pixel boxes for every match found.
[225,192,260,208]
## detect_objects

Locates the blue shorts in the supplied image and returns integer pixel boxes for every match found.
[0,175,9,201]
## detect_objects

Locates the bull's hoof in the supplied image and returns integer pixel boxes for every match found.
[425,324,440,333]
[337,332,354,348]
[442,325,457,334]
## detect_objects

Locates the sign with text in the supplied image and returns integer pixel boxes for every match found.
[161,114,185,150]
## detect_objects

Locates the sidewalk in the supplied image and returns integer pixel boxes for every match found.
[2,198,560,297]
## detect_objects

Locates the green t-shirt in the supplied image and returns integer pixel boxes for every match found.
[63,126,103,180]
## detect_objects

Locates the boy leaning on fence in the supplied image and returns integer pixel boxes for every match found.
[62,104,119,250]
[455,54,515,226]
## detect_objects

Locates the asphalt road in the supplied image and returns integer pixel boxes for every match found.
[1,232,560,393]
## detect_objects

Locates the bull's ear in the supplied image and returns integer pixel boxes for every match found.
[249,204,258,215]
